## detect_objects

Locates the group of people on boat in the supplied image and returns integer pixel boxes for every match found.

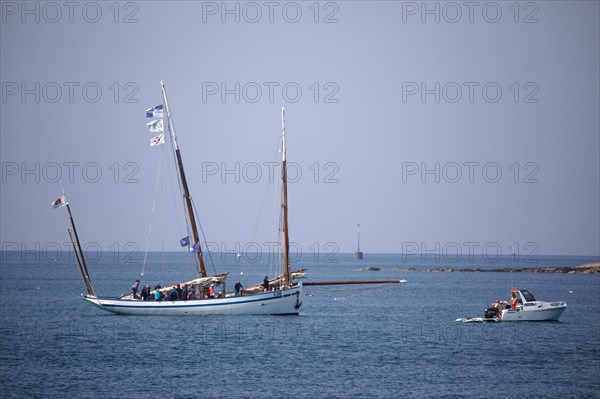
[130,279,247,301]
[485,290,521,319]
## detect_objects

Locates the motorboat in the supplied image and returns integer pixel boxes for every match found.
[484,289,567,321]
[456,289,567,323]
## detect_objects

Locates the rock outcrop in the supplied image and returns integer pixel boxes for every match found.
[404,262,600,274]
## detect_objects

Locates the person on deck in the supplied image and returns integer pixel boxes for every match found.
[154,283,161,290]
[181,285,188,300]
[154,289,161,301]
[263,276,270,292]
[235,280,243,296]
[510,291,518,310]
[209,285,215,298]
[168,288,178,301]
[131,279,140,298]
[141,284,150,301]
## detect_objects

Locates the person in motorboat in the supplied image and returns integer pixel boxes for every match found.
[484,299,509,319]
[510,290,518,310]
[492,300,503,317]
[485,301,501,319]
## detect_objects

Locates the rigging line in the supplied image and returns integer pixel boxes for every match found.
[160,191,165,275]
[269,154,283,280]
[164,113,193,246]
[166,142,186,241]
[165,129,198,276]
[191,198,217,276]
[168,130,192,240]
[247,134,283,279]
[160,155,169,274]
[277,157,285,279]
[140,145,166,278]
[249,134,283,244]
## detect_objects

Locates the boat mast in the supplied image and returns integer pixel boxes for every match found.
[160,81,207,278]
[281,107,291,287]
[67,229,86,288]
[65,203,95,296]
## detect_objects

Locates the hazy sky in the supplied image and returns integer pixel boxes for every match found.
[1,1,599,258]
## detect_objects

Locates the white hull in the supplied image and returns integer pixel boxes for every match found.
[84,284,302,316]
[500,302,566,321]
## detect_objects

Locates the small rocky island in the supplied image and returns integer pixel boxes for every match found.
[406,262,600,274]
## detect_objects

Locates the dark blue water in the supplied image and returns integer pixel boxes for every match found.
[1,252,599,398]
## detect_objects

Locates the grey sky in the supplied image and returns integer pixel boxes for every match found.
[1,1,599,257]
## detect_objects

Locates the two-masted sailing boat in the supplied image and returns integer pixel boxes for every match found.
[53,81,303,315]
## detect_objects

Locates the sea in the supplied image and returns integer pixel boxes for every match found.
[1,252,599,398]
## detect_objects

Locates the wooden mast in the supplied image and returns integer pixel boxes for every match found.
[67,228,87,290]
[65,203,95,296]
[281,107,291,287]
[160,81,207,278]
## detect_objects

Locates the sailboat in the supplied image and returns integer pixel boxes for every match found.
[53,81,303,315]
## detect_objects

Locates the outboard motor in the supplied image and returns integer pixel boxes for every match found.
[484,307,499,319]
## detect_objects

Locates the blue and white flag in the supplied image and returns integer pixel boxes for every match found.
[189,242,202,253]
[150,134,165,146]
[180,236,190,247]
[146,104,164,118]
[147,119,164,133]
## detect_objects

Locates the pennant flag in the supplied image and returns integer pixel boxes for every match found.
[180,236,190,247]
[146,104,164,118]
[189,242,202,253]
[51,195,66,208]
[147,119,164,133]
[150,134,165,146]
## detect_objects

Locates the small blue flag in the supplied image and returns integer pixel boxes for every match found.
[189,242,202,253]
[180,236,190,247]
[146,104,164,118]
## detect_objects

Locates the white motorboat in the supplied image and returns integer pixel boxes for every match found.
[483,289,567,321]
[456,289,567,323]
